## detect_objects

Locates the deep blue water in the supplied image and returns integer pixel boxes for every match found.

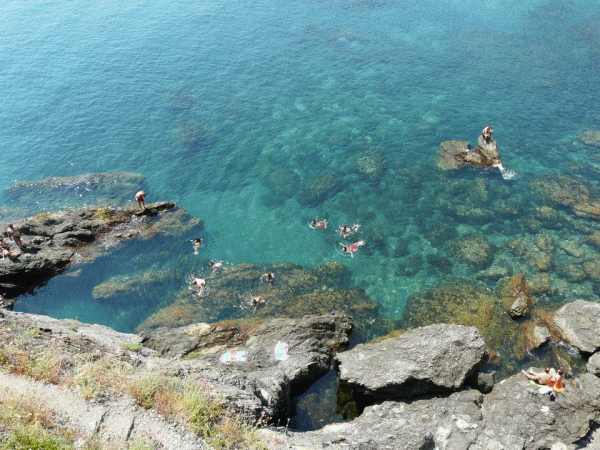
[3,0,600,428]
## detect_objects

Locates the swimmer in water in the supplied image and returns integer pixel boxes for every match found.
[191,237,203,255]
[192,278,207,296]
[338,223,360,238]
[310,219,328,229]
[340,240,365,258]
[209,260,224,271]
[251,295,263,310]
[261,272,275,283]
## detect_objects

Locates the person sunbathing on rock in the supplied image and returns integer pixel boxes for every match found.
[522,367,555,385]
[1,239,21,260]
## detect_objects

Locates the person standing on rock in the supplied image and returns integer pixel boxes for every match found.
[6,224,23,248]
[135,191,146,210]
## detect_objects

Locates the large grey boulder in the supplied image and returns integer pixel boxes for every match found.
[335,323,486,399]
[266,373,600,450]
[588,352,600,376]
[553,300,600,354]
[143,313,354,419]
[478,372,600,449]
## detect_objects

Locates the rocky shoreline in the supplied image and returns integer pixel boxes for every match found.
[1,200,600,449]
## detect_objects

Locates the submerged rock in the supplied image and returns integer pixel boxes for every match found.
[447,231,494,269]
[335,324,486,400]
[296,173,343,206]
[4,172,146,212]
[499,274,533,319]
[402,278,522,362]
[137,262,391,341]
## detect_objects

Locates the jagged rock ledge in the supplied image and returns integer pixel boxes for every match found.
[0,201,184,303]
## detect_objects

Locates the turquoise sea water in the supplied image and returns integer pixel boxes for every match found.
[3,0,600,429]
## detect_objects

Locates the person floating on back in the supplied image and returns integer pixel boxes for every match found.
[135,191,146,210]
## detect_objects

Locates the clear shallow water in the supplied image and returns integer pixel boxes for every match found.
[3,0,600,429]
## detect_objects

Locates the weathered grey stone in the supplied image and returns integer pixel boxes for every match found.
[509,295,529,318]
[335,323,486,399]
[587,352,600,376]
[553,300,600,354]
[271,373,600,450]
[531,326,552,349]
[0,202,180,302]
[143,313,354,419]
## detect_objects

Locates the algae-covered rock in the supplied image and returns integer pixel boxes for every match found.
[256,163,301,199]
[583,260,600,281]
[499,274,533,319]
[436,140,471,171]
[93,265,179,299]
[402,278,519,356]
[577,129,600,148]
[356,148,386,179]
[531,174,591,207]
[506,233,555,272]
[171,119,215,149]
[137,262,389,340]
[447,231,494,269]
[296,173,343,206]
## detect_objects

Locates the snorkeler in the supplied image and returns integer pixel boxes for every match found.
[191,237,203,255]
[340,240,365,258]
[482,126,493,143]
[261,272,275,283]
[338,223,360,238]
[310,219,328,229]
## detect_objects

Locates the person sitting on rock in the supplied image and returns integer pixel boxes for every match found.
[482,126,493,143]
[6,224,23,248]
[310,219,328,229]
[1,239,21,260]
[135,191,146,210]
